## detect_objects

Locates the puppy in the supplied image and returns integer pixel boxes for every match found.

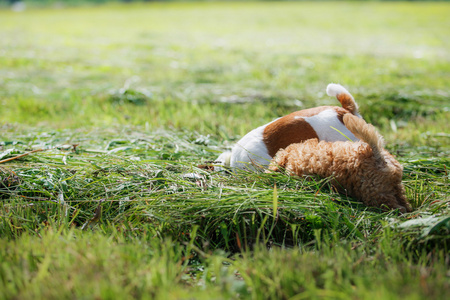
[269,114,412,213]
[216,83,362,170]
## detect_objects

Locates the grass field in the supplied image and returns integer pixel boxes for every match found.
[0,1,449,299]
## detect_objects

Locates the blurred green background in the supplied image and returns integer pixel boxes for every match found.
[1,0,448,142]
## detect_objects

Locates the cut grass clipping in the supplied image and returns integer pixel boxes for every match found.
[1,126,448,252]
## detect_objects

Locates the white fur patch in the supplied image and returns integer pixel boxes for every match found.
[304,109,359,142]
[228,125,272,170]
[326,83,350,97]
[214,151,232,171]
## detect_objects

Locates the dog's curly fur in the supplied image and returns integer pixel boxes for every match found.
[269,114,412,213]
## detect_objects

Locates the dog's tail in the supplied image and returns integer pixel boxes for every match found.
[343,113,384,160]
[326,83,360,117]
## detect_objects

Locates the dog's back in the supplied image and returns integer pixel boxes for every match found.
[216,84,363,170]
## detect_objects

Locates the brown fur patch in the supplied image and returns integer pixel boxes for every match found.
[343,113,384,160]
[270,140,412,212]
[269,140,412,213]
[263,106,350,157]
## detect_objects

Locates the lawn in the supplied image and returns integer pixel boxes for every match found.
[0,1,449,299]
